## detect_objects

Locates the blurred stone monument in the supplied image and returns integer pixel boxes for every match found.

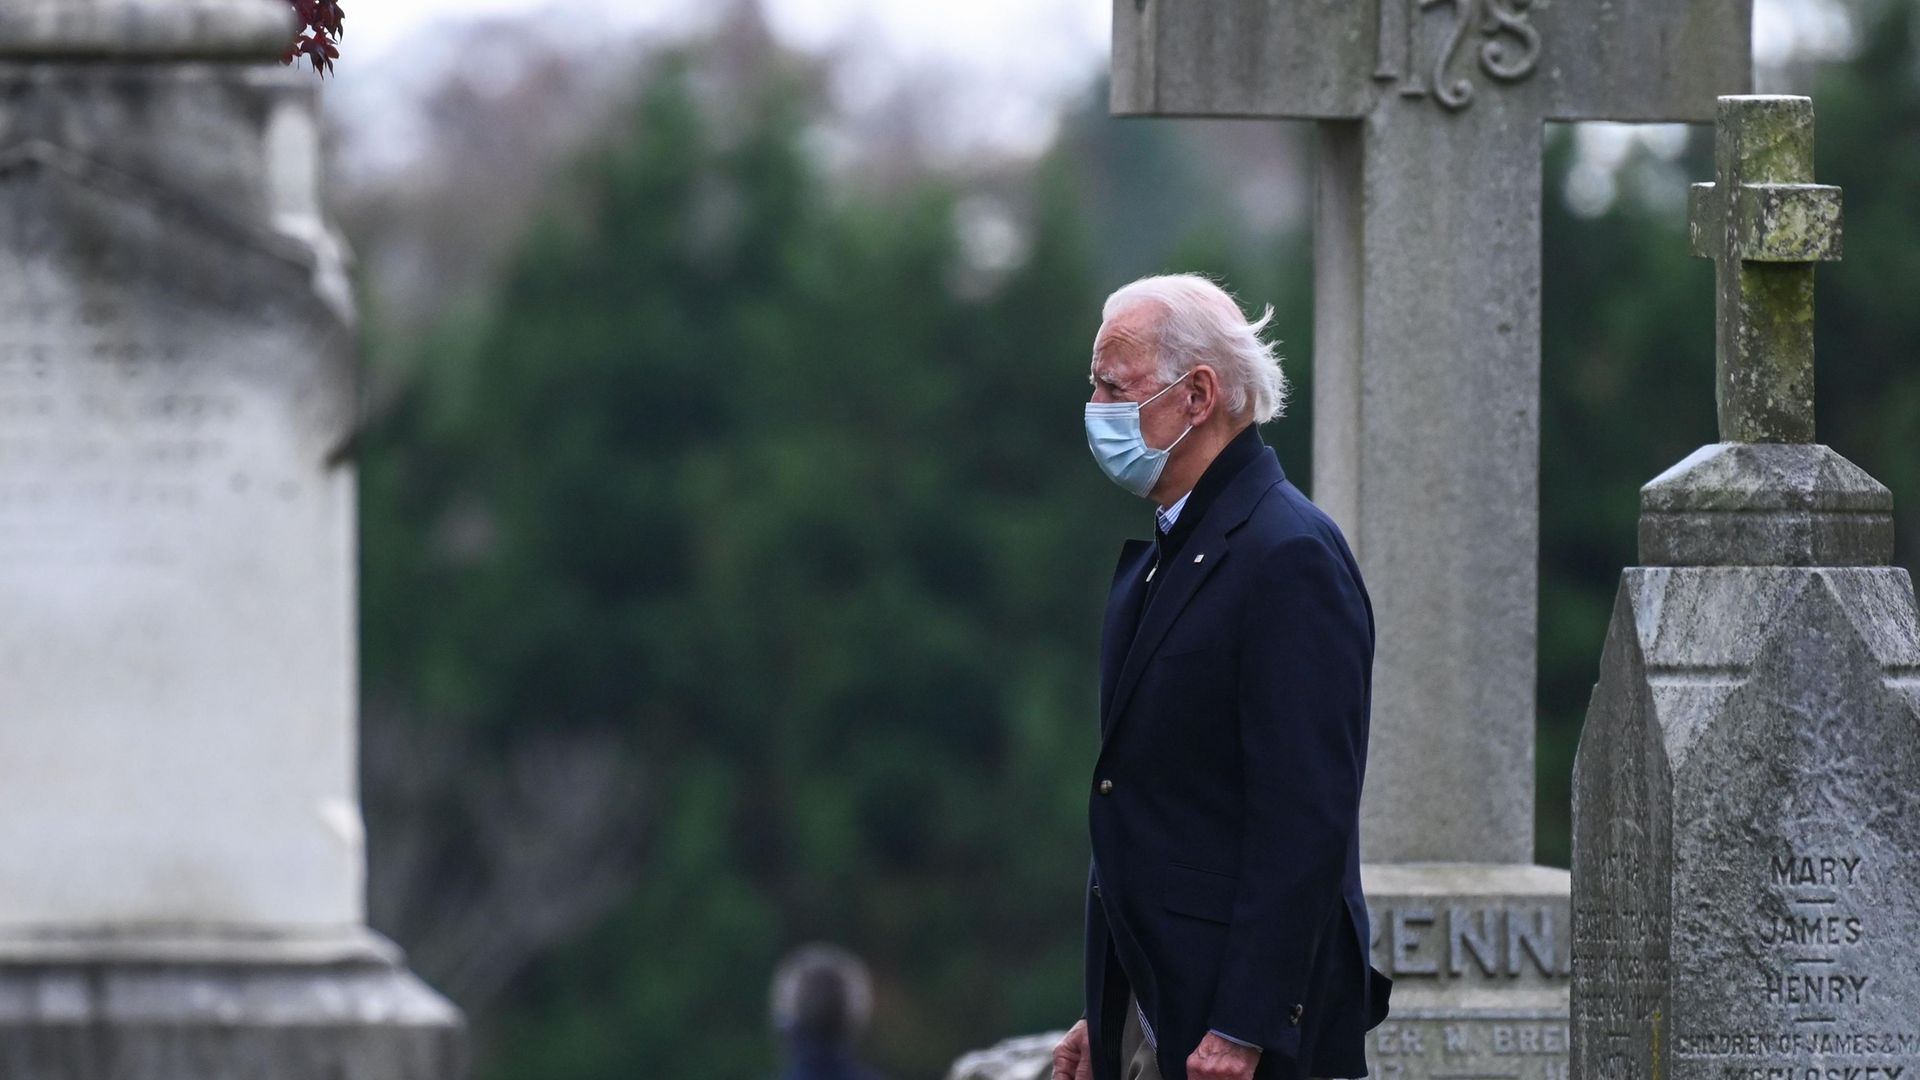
[0,1,463,1075]
[946,1033,1057,1080]
[1570,94,1919,1080]
[1098,4,1749,1080]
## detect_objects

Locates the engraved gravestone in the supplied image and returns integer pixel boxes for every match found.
[0,1,462,1076]
[0,132,364,940]
[1571,96,1920,1080]
[1110,5,1751,1080]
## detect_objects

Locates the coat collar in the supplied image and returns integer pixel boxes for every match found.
[1101,437,1286,740]
[1156,422,1267,549]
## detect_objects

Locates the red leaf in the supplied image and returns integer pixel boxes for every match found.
[283,0,343,74]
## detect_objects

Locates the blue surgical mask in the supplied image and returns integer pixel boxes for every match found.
[1084,370,1194,498]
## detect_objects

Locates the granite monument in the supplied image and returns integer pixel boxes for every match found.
[1570,94,1918,1080]
[0,1,464,1076]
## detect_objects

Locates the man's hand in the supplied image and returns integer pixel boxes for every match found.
[1052,1019,1094,1080]
[1187,1032,1261,1080]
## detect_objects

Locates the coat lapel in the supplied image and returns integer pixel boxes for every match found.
[1101,449,1287,743]
[1099,538,1154,723]
[1103,540,1227,738]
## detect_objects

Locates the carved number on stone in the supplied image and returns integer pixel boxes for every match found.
[1376,0,1542,112]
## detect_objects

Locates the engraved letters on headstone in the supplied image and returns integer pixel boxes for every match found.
[1373,0,1543,111]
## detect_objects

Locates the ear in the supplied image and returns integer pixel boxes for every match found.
[1187,364,1221,426]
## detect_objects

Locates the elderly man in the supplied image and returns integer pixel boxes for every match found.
[1052,275,1391,1080]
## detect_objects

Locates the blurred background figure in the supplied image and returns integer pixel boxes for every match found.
[770,945,887,1080]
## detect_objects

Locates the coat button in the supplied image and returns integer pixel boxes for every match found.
[1097,779,1114,795]
[1288,1004,1304,1025]
[1092,883,1102,897]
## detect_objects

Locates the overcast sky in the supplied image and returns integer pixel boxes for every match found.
[330,0,1853,175]
[352,0,1107,63]
[350,0,1839,69]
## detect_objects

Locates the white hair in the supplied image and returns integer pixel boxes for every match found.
[1101,274,1289,423]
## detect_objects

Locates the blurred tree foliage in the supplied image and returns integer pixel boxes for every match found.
[359,34,1304,1080]
[356,2,1919,1077]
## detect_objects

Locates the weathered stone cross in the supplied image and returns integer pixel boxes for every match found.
[1573,96,1918,1080]
[1688,96,1843,444]
[1115,0,1751,867]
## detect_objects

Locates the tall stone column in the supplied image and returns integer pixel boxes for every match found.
[0,2,464,1076]
[1571,96,1919,1080]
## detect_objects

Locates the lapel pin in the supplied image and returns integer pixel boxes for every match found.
[1146,565,1157,582]
[1194,553,1205,564]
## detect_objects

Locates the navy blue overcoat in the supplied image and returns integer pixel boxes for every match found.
[1084,426,1392,1080]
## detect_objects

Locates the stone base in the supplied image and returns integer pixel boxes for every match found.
[1571,564,1920,1080]
[1365,1006,1569,1080]
[945,1031,1063,1080]
[0,934,464,1080]
[1363,864,1571,1080]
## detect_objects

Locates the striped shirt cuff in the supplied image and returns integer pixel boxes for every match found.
[1208,1028,1263,1052]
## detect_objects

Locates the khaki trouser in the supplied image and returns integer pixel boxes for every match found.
[1119,994,1161,1080]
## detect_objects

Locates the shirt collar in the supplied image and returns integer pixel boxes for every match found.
[1155,492,1191,537]
[1153,423,1266,545]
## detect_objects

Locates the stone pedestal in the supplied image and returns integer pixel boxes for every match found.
[1571,557,1920,1080]
[1364,866,1570,1080]
[945,1032,1062,1080]
[1571,97,1919,1080]
[0,937,462,1080]
[0,3,463,1075]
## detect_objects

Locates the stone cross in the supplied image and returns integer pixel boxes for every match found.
[1687,96,1843,443]
[1573,95,1918,1080]
[1117,0,1751,871]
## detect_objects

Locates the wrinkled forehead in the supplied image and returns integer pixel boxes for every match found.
[1091,304,1162,383]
